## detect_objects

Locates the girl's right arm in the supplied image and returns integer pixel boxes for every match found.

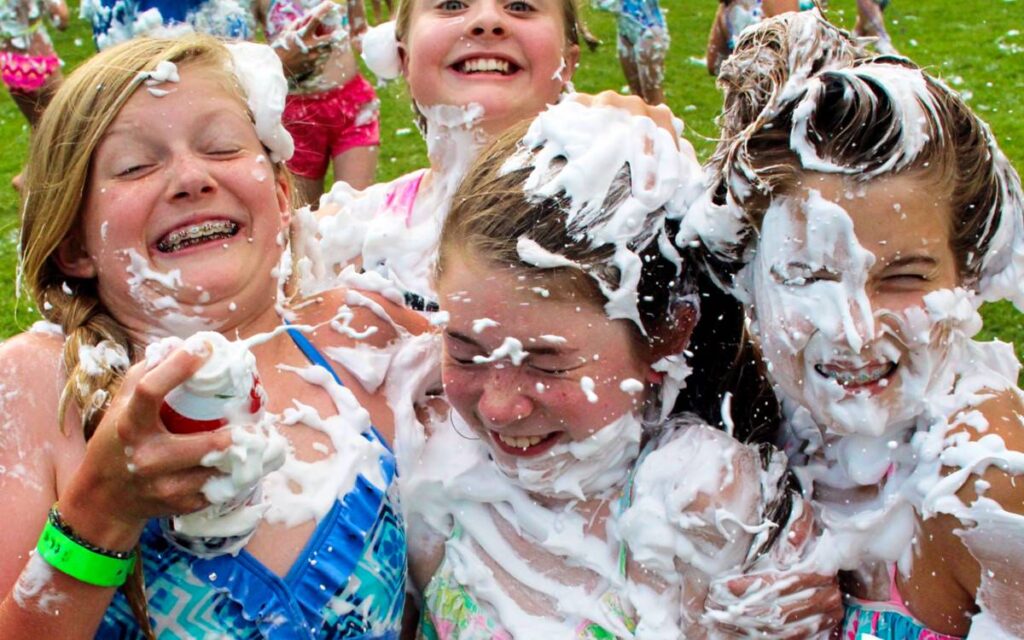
[0,335,232,638]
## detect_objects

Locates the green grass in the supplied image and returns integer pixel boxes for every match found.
[2,0,1023,356]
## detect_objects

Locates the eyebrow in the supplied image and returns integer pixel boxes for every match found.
[882,254,939,269]
[444,330,577,357]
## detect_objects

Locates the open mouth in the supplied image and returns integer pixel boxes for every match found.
[492,431,559,457]
[156,220,240,253]
[815,361,897,388]
[452,57,519,76]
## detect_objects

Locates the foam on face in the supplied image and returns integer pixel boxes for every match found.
[501,100,704,419]
[682,32,1024,627]
[399,392,780,636]
[741,193,975,439]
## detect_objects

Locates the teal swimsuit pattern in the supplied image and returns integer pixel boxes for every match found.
[98,327,406,638]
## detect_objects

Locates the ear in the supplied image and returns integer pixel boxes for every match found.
[645,301,699,383]
[562,44,580,85]
[398,41,409,79]
[275,170,292,228]
[54,232,97,279]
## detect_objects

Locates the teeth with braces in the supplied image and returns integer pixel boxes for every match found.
[817,363,894,387]
[158,221,238,252]
[497,433,545,449]
[461,58,511,74]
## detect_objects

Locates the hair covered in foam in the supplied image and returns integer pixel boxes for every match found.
[438,101,705,417]
[682,12,1024,636]
[683,10,1024,307]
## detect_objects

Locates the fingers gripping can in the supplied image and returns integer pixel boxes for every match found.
[156,332,270,558]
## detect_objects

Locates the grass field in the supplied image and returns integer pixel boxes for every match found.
[1,0,1022,353]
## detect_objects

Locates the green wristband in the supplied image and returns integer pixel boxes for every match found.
[36,519,136,588]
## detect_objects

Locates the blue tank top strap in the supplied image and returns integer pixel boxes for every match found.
[285,322,393,454]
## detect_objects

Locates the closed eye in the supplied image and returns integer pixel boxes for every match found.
[116,163,152,177]
[529,364,571,375]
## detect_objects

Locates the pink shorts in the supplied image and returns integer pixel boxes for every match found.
[1,51,60,92]
[283,74,381,180]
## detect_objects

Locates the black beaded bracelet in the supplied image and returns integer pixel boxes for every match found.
[47,505,136,560]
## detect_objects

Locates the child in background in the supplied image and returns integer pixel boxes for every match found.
[689,11,1024,638]
[80,0,257,50]
[258,0,380,205]
[854,0,896,54]
[705,0,814,76]
[594,0,668,104]
[398,100,842,639]
[293,0,592,310]
[0,0,66,127]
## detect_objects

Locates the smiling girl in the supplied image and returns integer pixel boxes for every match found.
[0,35,425,638]
[686,12,1024,638]
[294,0,655,311]
[394,100,841,639]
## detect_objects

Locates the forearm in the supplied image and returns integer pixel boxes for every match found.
[0,554,119,639]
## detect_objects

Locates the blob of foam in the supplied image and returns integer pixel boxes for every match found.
[226,41,294,163]
[361,20,401,80]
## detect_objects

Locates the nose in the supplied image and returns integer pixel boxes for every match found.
[476,367,534,428]
[167,153,217,201]
[467,0,507,38]
[838,290,876,353]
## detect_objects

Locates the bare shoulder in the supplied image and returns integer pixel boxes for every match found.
[946,388,1024,514]
[914,387,1024,616]
[0,329,66,409]
[0,329,78,459]
[294,286,430,349]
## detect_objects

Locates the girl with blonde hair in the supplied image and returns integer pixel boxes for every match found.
[1,33,424,638]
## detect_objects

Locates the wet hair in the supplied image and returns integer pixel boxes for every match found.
[18,34,279,638]
[437,120,696,366]
[701,11,1024,289]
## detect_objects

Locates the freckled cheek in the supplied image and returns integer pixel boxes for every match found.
[441,368,479,414]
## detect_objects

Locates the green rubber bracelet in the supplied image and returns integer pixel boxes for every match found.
[36,519,136,588]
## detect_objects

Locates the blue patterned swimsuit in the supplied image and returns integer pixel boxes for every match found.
[97,328,407,639]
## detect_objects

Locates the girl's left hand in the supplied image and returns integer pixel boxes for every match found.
[702,505,843,637]
[568,90,694,158]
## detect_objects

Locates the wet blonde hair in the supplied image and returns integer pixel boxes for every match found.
[20,34,265,437]
[19,35,268,637]
[702,12,1024,288]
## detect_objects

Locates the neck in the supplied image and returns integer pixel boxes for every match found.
[122,296,284,352]
[421,102,491,197]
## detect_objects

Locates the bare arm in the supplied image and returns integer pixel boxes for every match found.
[706,5,730,76]
[910,391,1024,636]
[0,337,232,637]
[347,0,368,52]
